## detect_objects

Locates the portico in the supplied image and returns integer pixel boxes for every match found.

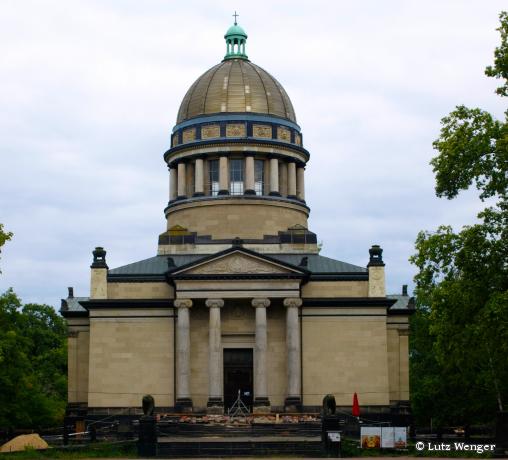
[171,247,306,413]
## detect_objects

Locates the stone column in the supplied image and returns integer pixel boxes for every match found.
[269,157,280,196]
[206,298,224,413]
[177,162,187,199]
[174,299,193,411]
[252,298,271,412]
[218,156,229,195]
[194,158,204,196]
[287,162,297,199]
[169,166,177,202]
[244,155,255,195]
[296,166,305,201]
[284,297,302,411]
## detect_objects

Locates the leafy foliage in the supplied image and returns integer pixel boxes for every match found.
[410,11,508,427]
[0,290,67,430]
[485,11,508,97]
[0,223,13,273]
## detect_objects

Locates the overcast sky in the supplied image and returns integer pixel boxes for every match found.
[0,0,506,307]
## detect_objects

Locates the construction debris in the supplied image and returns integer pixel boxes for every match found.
[0,434,49,453]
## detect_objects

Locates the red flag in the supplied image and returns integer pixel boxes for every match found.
[352,392,360,417]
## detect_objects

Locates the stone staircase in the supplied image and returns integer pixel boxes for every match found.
[156,421,324,457]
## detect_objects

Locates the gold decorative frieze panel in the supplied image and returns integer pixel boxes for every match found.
[294,133,302,146]
[182,128,196,143]
[277,126,291,142]
[226,123,246,138]
[168,225,190,236]
[253,124,272,139]
[201,124,220,139]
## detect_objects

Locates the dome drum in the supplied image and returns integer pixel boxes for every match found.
[165,139,309,169]
[169,117,303,151]
[162,198,311,243]
[165,152,307,209]
[165,194,310,214]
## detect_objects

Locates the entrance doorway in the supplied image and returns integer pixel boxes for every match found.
[223,348,253,413]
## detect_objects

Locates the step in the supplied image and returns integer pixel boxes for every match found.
[156,421,321,438]
[156,435,323,457]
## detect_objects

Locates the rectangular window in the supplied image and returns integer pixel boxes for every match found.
[209,159,219,196]
[229,159,244,195]
[255,159,264,196]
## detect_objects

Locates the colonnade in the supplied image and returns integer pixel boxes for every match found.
[168,157,305,201]
[173,297,303,412]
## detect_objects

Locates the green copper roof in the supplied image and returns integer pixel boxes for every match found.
[225,24,247,38]
[108,253,366,276]
[224,18,248,61]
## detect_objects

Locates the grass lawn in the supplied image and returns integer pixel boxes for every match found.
[0,441,137,459]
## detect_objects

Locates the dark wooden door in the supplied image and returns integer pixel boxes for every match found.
[223,348,253,412]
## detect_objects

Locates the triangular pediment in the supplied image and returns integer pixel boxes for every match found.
[172,249,304,276]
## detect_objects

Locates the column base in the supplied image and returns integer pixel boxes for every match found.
[284,396,302,413]
[244,189,256,195]
[218,190,229,195]
[287,194,298,200]
[175,398,193,413]
[253,397,271,414]
[269,191,281,196]
[192,192,205,197]
[176,195,187,200]
[207,397,224,414]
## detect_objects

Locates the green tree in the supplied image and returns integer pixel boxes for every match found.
[0,290,67,430]
[410,11,508,428]
[0,223,13,273]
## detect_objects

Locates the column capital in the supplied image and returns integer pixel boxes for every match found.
[283,297,302,308]
[252,298,271,308]
[174,299,193,309]
[205,299,224,308]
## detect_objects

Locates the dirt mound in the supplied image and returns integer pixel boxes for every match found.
[0,433,49,453]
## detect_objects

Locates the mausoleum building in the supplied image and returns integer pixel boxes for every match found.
[61,21,413,417]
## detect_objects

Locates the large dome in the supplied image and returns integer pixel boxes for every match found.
[176,59,297,124]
